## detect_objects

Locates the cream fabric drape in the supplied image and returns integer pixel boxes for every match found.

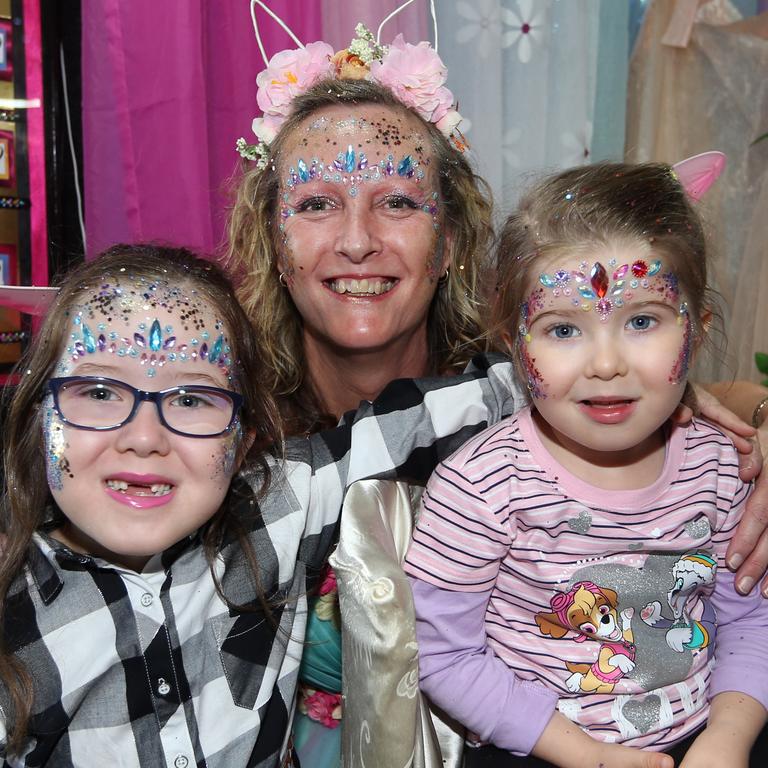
[626,0,768,382]
[330,480,465,768]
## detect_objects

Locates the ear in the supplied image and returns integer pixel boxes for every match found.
[672,151,726,201]
[439,227,454,274]
[535,611,569,639]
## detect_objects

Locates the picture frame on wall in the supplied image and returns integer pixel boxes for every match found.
[0,244,16,286]
[0,19,12,81]
[0,129,15,187]
[0,243,22,370]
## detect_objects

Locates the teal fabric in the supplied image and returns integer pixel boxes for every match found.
[298,595,342,693]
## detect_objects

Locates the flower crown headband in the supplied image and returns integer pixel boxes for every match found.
[237,0,465,169]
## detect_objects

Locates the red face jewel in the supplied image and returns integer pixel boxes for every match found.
[631,260,648,278]
[590,262,608,299]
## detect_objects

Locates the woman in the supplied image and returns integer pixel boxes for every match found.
[226,26,768,768]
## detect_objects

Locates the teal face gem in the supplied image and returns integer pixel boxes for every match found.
[149,319,163,352]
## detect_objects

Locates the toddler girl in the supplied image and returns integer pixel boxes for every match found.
[405,160,768,768]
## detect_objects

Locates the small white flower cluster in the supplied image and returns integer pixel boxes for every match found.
[348,23,387,64]
[236,137,269,169]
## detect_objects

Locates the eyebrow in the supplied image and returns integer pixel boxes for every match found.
[68,363,229,388]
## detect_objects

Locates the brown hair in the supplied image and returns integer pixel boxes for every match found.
[490,162,717,388]
[226,77,493,434]
[0,243,282,754]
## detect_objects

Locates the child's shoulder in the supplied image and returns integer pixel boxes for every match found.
[686,415,740,457]
[441,408,529,470]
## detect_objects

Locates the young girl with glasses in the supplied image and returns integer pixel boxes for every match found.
[405,161,768,768]
[0,243,520,767]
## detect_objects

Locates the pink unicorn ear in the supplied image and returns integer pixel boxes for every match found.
[0,285,58,315]
[672,151,727,201]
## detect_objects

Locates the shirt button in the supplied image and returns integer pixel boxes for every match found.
[173,756,189,768]
[140,592,153,607]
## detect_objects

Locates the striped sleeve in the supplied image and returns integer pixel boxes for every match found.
[404,432,515,591]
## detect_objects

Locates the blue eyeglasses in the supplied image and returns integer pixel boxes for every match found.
[47,377,243,438]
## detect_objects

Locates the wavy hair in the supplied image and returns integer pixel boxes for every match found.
[226,78,493,433]
[0,244,282,755]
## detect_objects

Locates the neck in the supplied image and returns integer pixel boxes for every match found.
[303,330,433,419]
[531,411,668,491]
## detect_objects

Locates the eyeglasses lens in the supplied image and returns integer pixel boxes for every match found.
[55,379,236,436]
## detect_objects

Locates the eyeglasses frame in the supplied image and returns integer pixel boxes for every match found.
[46,376,244,438]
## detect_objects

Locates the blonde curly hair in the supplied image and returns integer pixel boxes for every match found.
[226,78,494,433]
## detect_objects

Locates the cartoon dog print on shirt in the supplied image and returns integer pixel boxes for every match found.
[640,552,716,657]
[535,581,636,694]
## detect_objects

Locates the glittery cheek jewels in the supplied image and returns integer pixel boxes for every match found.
[43,399,72,491]
[215,423,242,479]
[669,303,692,385]
[515,299,547,398]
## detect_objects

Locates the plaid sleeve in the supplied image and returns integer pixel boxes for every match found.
[297,353,521,570]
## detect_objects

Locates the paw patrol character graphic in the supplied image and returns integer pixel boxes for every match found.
[535,581,636,694]
[640,552,716,655]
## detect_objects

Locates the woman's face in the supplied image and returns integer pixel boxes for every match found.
[275,103,448,361]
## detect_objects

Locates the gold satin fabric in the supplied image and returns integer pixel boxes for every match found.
[330,480,465,768]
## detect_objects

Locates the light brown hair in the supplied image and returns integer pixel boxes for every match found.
[226,78,493,433]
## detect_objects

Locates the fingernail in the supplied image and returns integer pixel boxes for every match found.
[728,553,743,570]
[737,576,755,594]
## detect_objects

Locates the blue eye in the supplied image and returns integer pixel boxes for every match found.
[549,324,578,339]
[628,315,656,331]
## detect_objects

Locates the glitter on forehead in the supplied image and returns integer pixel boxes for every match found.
[60,274,234,379]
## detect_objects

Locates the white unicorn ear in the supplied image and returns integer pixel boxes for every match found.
[377,0,439,51]
[672,151,726,201]
[250,0,305,66]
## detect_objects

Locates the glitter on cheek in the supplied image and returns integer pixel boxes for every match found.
[43,399,72,491]
[519,343,547,399]
[669,308,692,385]
[214,423,242,479]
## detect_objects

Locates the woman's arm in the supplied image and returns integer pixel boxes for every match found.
[694,382,768,596]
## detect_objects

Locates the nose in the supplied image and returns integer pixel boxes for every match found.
[585,333,629,380]
[113,400,171,457]
[335,204,382,263]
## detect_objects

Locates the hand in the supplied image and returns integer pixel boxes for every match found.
[532,712,674,768]
[726,424,768,597]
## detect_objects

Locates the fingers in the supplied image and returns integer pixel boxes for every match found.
[670,402,693,426]
[727,470,768,595]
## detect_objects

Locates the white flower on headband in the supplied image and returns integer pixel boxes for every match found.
[237,24,466,169]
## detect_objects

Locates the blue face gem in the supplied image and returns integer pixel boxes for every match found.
[344,145,356,173]
[297,158,310,183]
[82,324,96,354]
[149,319,163,352]
[397,155,414,177]
[210,334,223,363]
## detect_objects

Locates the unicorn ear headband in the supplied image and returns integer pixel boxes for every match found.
[671,150,726,201]
[236,0,465,169]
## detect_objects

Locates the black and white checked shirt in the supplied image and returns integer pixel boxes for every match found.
[1,356,522,767]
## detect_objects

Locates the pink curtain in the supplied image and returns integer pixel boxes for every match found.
[81,0,321,258]
[82,1,430,259]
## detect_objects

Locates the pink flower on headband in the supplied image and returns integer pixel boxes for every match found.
[256,41,335,120]
[370,34,454,125]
